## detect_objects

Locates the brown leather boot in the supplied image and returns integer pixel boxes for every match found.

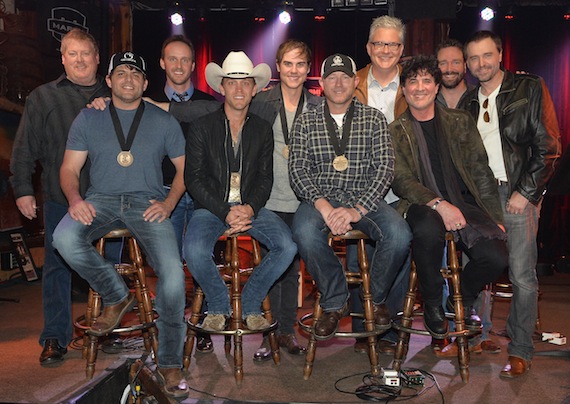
[88,294,135,336]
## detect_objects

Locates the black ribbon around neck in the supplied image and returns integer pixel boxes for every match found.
[278,89,305,146]
[109,101,145,152]
[324,100,355,157]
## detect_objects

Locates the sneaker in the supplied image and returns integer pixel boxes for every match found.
[245,314,270,331]
[202,314,227,331]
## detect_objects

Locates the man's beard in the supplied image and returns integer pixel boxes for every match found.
[441,72,463,89]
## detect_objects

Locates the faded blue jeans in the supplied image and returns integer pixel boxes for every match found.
[166,188,194,256]
[53,193,186,368]
[499,184,541,361]
[292,200,411,312]
[184,207,297,317]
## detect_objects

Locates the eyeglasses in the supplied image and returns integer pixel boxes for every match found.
[482,98,490,123]
[369,41,402,51]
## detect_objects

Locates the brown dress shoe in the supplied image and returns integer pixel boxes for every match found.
[354,338,369,354]
[378,339,397,355]
[88,294,135,336]
[373,303,391,328]
[278,334,306,355]
[314,301,349,340]
[500,356,531,378]
[434,340,482,358]
[431,337,450,352]
[481,339,501,353]
[157,367,189,399]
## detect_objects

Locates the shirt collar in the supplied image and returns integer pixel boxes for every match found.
[367,67,399,90]
[164,82,195,101]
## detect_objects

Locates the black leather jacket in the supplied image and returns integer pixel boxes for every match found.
[460,69,560,205]
[185,106,274,221]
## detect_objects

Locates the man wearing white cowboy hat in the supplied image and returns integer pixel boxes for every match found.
[183,51,297,333]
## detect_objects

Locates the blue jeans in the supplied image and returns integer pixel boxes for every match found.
[499,184,540,361]
[40,200,74,348]
[266,211,300,335]
[292,201,411,312]
[184,208,297,317]
[166,188,194,256]
[53,194,186,368]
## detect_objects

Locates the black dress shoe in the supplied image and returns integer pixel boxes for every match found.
[373,303,391,329]
[446,298,482,330]
[40,339,67,366]
[277,334,306,355]
[314,301,349,340]
[196,333,214,353]
[423,304,448,339]
[253,336,272,362]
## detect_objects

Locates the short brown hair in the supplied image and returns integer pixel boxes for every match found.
[276,39,312,65]
[161,35,195,62]
[464,30,502,58]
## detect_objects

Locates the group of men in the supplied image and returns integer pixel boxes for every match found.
[9,13,560,399]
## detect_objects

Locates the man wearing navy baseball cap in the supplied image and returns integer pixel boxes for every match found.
[289,53,411,341]
[53,51,190,399]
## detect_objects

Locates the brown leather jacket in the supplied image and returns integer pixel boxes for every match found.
[354,63,408,121]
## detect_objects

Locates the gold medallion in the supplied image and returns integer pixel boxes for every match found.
[117,151,134,167]
[332,155,349,172]
[282,145,289,159]
[228,172,242,203]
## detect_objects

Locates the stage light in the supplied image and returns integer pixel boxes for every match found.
[480,6,495,21]
[331,0,344,8]
[564,6,570,20]
[279,10,292,24]
[170,12,183,25]
[197,8,207,23]
[504,6,515,20]
[254,8,267,23]
[314,0,327,21]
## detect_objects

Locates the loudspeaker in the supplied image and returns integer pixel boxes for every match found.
[394,0,457,20]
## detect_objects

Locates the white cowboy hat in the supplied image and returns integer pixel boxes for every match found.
[205,51,271,93]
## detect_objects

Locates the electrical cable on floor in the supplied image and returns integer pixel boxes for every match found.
[333,368,445,403]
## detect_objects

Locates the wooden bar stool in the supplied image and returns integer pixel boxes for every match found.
[183,232,279,385]
[74,229,158,379]
[392,232,478,383]
[298,230,389,379]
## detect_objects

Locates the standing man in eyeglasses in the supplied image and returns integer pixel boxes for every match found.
[461,30,560,379]
[351,15,411,355]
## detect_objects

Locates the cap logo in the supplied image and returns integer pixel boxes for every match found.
[331,55,345,67]
[121,52,135,62]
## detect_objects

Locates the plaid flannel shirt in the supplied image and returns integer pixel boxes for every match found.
[289,98,394,212]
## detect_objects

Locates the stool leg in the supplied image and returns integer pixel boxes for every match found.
[393,261,416,372]
[304,293,321,380]
[229,236,244,383]
[85,333,99,379]
[358,239,380,376]
[183,287,204,371]
[262,295,281,365]
[447,237,469,383]
[82,289,98,359]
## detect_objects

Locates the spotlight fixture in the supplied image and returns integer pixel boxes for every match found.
[169,1,184,26]
[564,5,570,20]
[279,9,292,24]
[279,1,293,25]
[170,12,184,25]
[480,6,495,21]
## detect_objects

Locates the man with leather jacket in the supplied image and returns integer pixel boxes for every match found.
[460,30,561,379]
